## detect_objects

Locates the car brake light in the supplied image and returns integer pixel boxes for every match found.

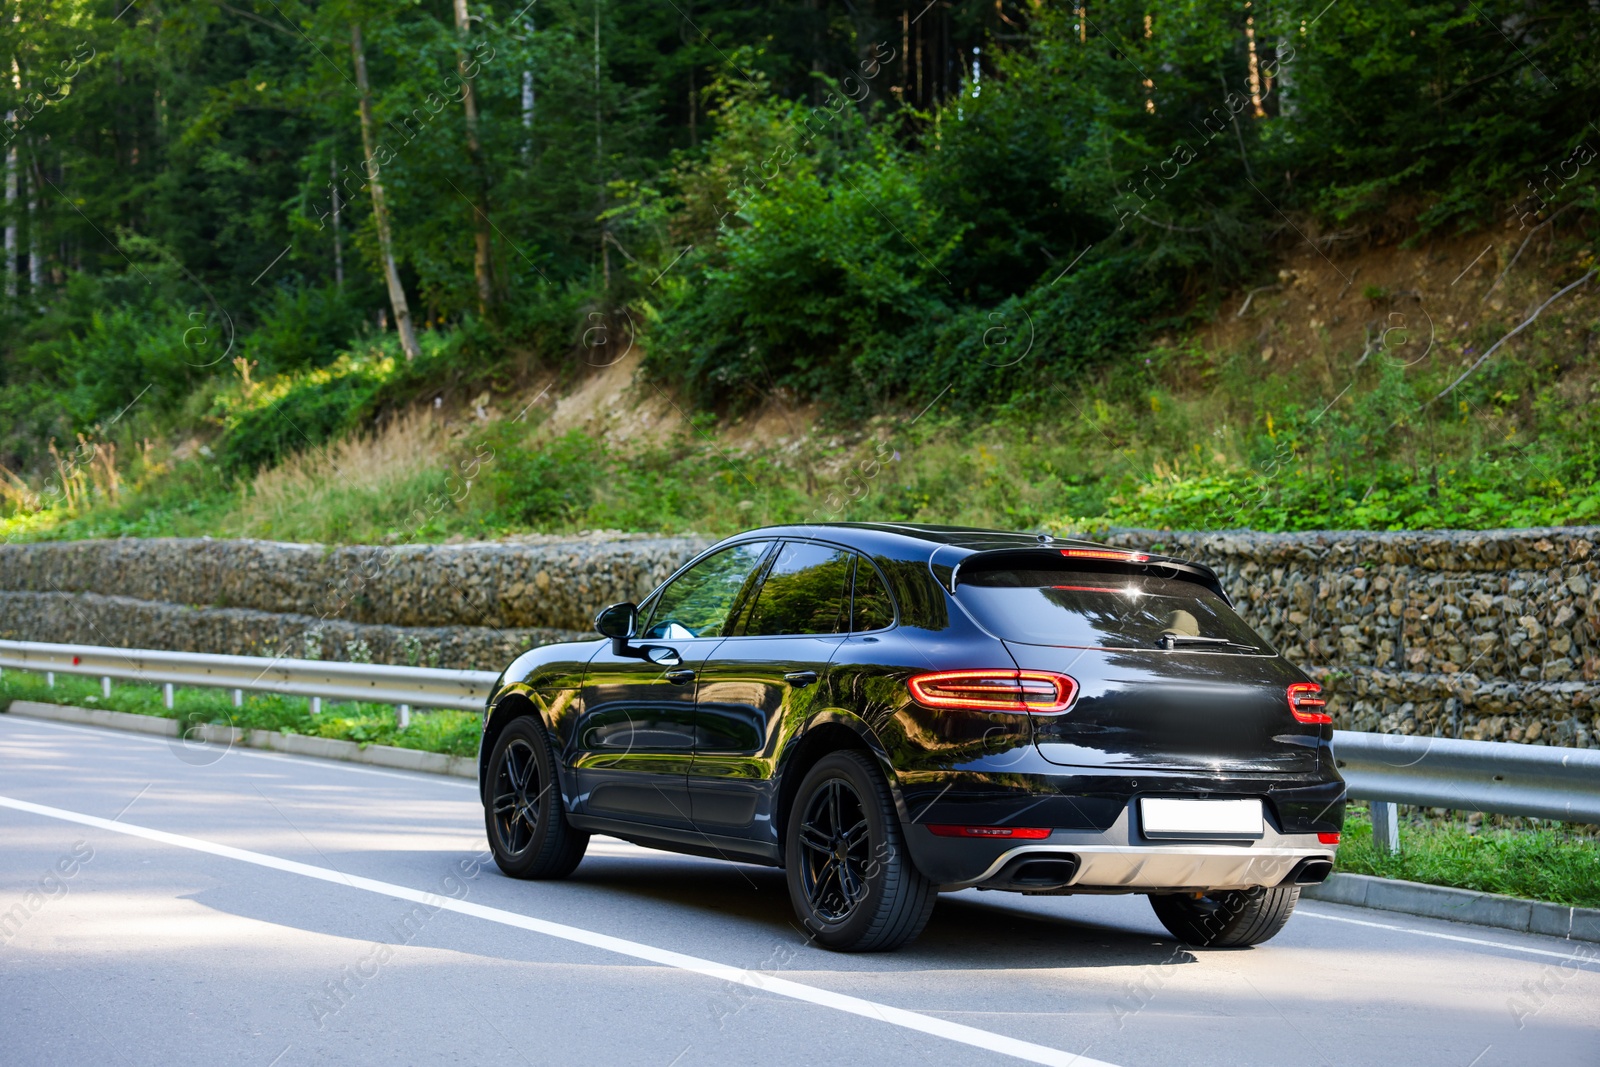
[1288,682,1331,724]
[927,825,1052,839]
[907,670,1078,713]
[1318,832,1341,845]
[1059,548,1150,563]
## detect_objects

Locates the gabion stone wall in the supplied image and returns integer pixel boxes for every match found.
[0,534,710,672]
[1104,527,1598,748]
[0,534,712,630]
[0,591,585,672]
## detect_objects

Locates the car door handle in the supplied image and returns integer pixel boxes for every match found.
[784,670,818,688]
[664,668,696,685]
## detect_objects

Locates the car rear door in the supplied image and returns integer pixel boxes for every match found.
[1006,642,1319,773]
[951,553,1322,774]
[687,540,853,838]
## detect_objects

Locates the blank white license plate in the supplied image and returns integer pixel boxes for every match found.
[1140,798,1264,839]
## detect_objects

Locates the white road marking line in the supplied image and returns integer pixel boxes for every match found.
[0,793,1117,1067]
[1299,907,1600,966]
[0,715,477,789]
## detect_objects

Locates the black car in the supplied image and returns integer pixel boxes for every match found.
[477,523,1344,952]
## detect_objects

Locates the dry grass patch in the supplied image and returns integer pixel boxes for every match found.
[226,409,452,540]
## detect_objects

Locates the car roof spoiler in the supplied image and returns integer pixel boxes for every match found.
[940,546,1233,605]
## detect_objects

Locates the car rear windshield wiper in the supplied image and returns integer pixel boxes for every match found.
[1159,633,1262,653]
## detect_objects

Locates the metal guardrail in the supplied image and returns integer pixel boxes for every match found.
[1332,729,1600,830]
[2,641,1596,833]
[0,640,499,714]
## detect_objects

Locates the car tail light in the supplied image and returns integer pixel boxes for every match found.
[927,825,1052,839]
[907,670,1078,713]
[1059,548,1150,563]
[1318,832,1341,845]
[1287,682,1331,724]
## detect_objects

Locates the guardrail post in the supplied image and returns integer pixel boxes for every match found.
[102,677,111,698]
[47,671,54,687]
[163,683,174,710]
[310,696,322,715]
[1371,801,1401,856]
[232,689,243,708]
[397,704,411,730]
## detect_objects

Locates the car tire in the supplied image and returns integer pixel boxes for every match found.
[484,715,588,880]
[1148,885,1301,947]
[784,750,936,952]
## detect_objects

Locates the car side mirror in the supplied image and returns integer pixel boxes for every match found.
[594,602,638,656]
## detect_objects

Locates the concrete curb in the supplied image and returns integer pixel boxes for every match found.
[1305,873,1600,943]
[3,700,477,781]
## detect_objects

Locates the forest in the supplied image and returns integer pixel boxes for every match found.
[1,0,1598,541]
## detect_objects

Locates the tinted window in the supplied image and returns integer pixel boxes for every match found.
[742,542,851,636]
[955,568,1271,652]
[851,556,895,631]
[640,542,770,639]
[877,557,950,631]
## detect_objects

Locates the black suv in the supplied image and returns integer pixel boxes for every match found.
[478,524,1344,951]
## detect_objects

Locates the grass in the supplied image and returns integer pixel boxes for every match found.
[0,669,482,758]
[6,308,1598,545]
[1337,804,1600,909]
[223,408,463,543]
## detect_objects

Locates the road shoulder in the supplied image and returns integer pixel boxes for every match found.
[2,699,477,780]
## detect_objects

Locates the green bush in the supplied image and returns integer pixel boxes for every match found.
[644,87,965,412]
[242,284,370,375]
[213,353,392,477]
[487,428,609,526]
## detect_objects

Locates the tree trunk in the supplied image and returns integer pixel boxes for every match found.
[520,8,535,160]
[4,132,16,300]
[5,53,15,299]
[350,22,420,361]
[521,72,534,160]
[330,155,344,293]
[453,0,495,316]
[27,166,40,289]
[594,1,608,292]
[1277,37,1296,118]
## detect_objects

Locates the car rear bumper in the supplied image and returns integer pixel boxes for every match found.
[904,802,1339,892]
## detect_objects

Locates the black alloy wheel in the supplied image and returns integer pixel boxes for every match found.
[797,777,871,923]
[1148,885,1301,947]
[784,751,936,952]
[485,716,588,879]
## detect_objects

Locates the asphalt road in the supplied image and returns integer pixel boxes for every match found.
[2,713,1597,1067]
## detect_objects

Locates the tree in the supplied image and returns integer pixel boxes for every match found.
[349,18,420,360]
[452,0,494,317]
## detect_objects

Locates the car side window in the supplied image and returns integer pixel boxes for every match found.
[851,555,896,631]
[639,542,771,639]
[740,541,852,637]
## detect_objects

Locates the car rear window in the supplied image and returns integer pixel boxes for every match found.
[953,567,1272,652]
[851,557,896,631]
